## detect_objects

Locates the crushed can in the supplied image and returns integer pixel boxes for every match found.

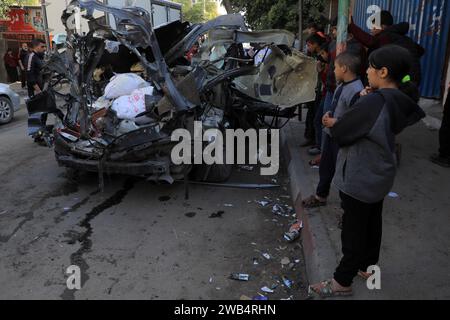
[229,273,250,281]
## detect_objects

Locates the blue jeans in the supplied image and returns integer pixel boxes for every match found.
[314,91,333,149]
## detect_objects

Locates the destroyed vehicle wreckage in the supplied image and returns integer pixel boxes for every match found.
[27,0,317,184]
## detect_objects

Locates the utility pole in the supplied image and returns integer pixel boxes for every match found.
[298,0,303,49]
[336,0,349,55]
[40,0,51,51]
[203,0,206,21]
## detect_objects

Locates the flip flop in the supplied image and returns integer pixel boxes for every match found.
[302,195,327,208]
[308,279,353,299]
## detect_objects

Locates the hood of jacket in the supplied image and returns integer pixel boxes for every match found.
[378,88,425,135]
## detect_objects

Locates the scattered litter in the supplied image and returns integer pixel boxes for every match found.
[229,273,250,281]
[224,204,234,207]
[209,211,225,218]
[240,295,252,300]
[280,195,291,199]
[272,204,290,217]
[281,257,290,265]
[253,258,259,265]
[388,192,399,198]
[284,221,303,242]
[256,200,271,207]
[239,165,254,171]
[262,253,271,260]
[253,295,268,301]
[312,165,319,169]
[0,210,7,215]
[280,296,294,300]
[279,246,287,251]
[261,286,274,293]
[251,242,257,246]
[216,287,221,290]
[63,207,72,212]
[271,178,278,184]
[209,277,213,283]
[295,259,301,263]
[282,276,293,288]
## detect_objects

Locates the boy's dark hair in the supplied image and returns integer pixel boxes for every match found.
[31,38,45,48]
[335,52,361,75]
[371,10,394,27]
[306,33,326,46]
[369,45,420,102]
[331,17,338,27]
[320,42,329,53]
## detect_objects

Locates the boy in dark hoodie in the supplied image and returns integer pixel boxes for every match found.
[309,45,425,298]
[349,10,425,85]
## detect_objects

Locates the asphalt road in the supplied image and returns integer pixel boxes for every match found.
[0,105,307,300]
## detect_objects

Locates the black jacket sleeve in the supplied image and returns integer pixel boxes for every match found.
[330,93,385,147]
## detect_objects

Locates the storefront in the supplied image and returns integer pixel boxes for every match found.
[0,6,47,53]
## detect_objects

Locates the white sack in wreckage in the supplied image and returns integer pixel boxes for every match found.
[111,86,154,120]
[104,73,150,100]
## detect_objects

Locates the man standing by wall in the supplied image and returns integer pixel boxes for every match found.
[18,43,29,89]
[26,38,46,98]
[3,48,19,83]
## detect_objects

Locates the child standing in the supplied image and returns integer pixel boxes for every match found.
[302,52,364,208]
[309,45,425,298]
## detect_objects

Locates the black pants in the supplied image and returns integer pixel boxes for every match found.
[20,69,27,88]
[334,191,384,287]
[316,134,339,198]
[6,66,18,83]
[439,93,450,158]
[27,83,36,98]
[304,101,316,142]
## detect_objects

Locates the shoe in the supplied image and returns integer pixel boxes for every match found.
[308,147,321,156]
[430,154,450,168]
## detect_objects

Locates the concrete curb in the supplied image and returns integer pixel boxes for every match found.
[281,121,338,285]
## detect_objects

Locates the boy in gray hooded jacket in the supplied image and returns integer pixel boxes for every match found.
[310,45,425,298]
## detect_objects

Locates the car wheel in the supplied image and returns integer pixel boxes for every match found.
[0,96,14,124]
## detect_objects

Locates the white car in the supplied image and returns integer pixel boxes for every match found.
[0,83,21,124]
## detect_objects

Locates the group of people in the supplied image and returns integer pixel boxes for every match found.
[2,39,46,98]
[3,42,30,88]
[284,10,434,298]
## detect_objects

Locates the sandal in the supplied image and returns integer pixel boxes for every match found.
[302,195,327,208]
[308,279,353,299]
[284,220,303,242]
[358,270,371,280]
[308,155,321,166]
